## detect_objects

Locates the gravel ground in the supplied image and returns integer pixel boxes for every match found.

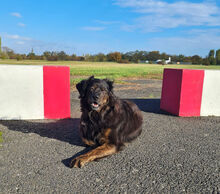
[0,79,219,194]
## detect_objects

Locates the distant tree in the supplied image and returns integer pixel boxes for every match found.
[147,51,160,61]
[208,49,216,65]
[202,57,210,66]
[216,49,220,65]
[96,53,106,62]
[57,51,67,60]
[208,49,215,58]
[161,52,168,61]
[21,54,27,60]
[26,48,36,60]
[118,59,130,63]
[0,46,14,59]
[27,52,36,60]
[43,51,51,60]
[16,55,23,61]
[77,56,85,61]
[47,56,58,61]
[138,51,148,61]
[47,51,58,61]
[131,50,148,62]
[0,52,9,59]
[131,50,140,63]
[4,48,16,59]
[64,55,72,61]
[191,55,203,64]
[72,54,80,61]
[83,54,91,61]
[183,56,192,63]
[122,51,134,62]
[170,55,178,63]
[209,56,216,65]
[178,54,185,62]
[107,52,122,62]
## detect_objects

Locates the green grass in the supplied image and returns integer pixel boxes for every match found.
[1,59,220,85]
[0,131,3,145]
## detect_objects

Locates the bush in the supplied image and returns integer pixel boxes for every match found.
[0,52,9,59]
[202,58,210,66]
[16,55,23,61]
[118,59,130,64]
[47,55,58,61]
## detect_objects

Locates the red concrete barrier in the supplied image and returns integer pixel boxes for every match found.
[161,68,220,116]
[0,65,71,120]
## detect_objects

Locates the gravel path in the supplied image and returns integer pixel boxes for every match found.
[0,79,219,193]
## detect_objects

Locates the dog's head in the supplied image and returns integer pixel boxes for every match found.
[76,76,114,111]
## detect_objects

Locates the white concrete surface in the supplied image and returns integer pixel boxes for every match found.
[201,70,220,116]
[0,65,44,119]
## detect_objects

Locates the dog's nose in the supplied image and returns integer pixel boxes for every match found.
[92,93,99,100]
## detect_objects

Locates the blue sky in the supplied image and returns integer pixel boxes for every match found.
[1,0,220,57]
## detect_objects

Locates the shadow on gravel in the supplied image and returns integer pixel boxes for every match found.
[128,98,170,115]
[0,118,99,168]
[0,118,84,147]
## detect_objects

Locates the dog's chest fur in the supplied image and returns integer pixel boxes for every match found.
[80,108,112,145]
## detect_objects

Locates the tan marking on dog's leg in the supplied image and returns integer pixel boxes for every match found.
[104,128,111,138]
[82,137,96,146]
[99,128,112,144]
[70,143,117,168]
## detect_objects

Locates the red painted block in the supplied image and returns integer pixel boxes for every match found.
[160,68,204,117]
[179,70,204,116]
[43,66,71,119]
[160,69,182,115]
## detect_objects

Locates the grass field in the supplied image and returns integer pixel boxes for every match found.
[1,59,220,85]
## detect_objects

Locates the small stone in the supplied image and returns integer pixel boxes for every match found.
[96,178,101,182]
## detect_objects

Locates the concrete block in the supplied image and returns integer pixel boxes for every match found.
[160,68,220,116]
[0,65,71,119]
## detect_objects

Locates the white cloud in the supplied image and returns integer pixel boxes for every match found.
[17,23,26,27]
[185,28,220,35]
[16,41,25,45]
[5,34,31,41]
[145,29,220,57]
[115,0,219,16]
[94,20,120,25]
[11,12,22,18]
[115,0,220,31]
[82,26,106,31]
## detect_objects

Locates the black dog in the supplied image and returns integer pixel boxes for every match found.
[70,76,143,168]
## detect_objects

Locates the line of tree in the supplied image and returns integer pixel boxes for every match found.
[0,46,220,65]
[203,49,220,66]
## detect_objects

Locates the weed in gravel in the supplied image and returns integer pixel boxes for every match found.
[0,131,3,146]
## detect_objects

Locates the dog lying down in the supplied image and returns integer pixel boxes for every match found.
[70,76,143,168]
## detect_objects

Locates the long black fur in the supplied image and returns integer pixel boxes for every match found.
[76,76,143,151]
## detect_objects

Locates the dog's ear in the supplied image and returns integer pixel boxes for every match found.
[88,75,95,81]
[104,79,114,92]
[76,80,87,98]
[76,76,95,98]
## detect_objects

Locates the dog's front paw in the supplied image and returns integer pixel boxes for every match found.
[69,155,88,168]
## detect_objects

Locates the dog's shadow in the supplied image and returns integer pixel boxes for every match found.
[0,118,97,168]
[128,98,170,115]
[0,118,84,147]
[0,118,92,168]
